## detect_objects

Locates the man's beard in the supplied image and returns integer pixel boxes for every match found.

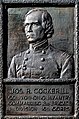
[26,34,37,43]
[28,38,36,43]
[28,38,43,44]
[26,32,45,43]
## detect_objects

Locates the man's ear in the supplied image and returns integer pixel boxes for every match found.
[42,20,46,30]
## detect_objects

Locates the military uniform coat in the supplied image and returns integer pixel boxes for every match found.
[8,45,74,79]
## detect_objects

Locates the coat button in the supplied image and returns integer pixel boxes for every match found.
[40,77,45,79]
[39,66,44,70]
[25,57,28,61]
[41,58,45,62]
[22,65,27,70]
[26,50,30,54]
[42,50,46,54]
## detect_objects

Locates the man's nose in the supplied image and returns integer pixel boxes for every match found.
[28,24,32,32]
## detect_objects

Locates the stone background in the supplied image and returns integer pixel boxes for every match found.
[8,7,74,67]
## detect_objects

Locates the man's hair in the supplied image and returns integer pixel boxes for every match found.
[24,8,54,39]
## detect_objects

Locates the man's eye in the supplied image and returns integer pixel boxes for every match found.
[25,24,29,27]
[33,23,40,26]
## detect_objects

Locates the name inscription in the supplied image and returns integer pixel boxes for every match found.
[5,84,74,116]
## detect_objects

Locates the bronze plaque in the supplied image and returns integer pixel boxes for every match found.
[5,83,74,116]
[0,0,79,118]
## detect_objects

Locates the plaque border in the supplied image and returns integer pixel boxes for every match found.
[0,0,79,119]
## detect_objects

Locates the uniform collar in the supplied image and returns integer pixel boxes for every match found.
[29,39,48,52]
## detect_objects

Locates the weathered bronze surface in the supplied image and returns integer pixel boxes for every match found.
[8,8,74,79]
[5,7,75,118]
[0,1,78,118]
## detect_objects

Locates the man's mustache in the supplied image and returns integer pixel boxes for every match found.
[26,33,35,39]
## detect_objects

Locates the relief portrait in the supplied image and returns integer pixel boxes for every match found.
[8,8,74,79]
